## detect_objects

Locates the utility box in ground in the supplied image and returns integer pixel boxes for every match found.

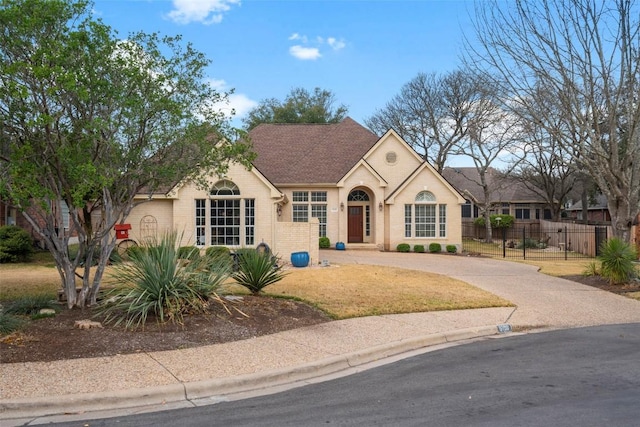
[114,224,132,239]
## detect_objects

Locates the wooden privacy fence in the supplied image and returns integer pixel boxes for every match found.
[462,220,612,260]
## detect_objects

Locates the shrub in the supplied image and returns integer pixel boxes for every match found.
[582,261,600,277]
[413,244,425,253]
[206,246,230,257]
[473,215,515,228]
[232,249,287,294]
[446,245,457,254]
[0,225,33,263]
[428,243,442,253]
[598,237,638,285]
[98,232,231,329]
[517,238,539,249]
[0,311,26,335]
[319,237,330,249]
[177,245,200,261]
[396,243,411,253]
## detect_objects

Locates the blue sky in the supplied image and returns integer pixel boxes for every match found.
[94,0,476,129]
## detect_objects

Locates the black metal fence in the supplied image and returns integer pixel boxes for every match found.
[462,221,608,260]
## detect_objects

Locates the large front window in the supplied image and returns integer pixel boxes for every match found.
[404,191,447,238]
[195,180,255,247]
[292,191,327,237]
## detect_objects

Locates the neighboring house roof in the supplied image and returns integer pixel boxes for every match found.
[441,167,547,204]
[565,194,608,211]
[249,117,379,185]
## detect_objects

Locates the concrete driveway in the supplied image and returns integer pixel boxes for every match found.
[322,250,640,329]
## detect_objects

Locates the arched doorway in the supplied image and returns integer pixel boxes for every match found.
[347,189,371,243]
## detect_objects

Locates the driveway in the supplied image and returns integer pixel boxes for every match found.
[322,250,640,329]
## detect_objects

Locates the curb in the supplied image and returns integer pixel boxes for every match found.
[1,325,503,421]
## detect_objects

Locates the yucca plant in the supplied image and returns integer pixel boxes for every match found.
[98,232,231,329]
[598,237,638,285]
[232,248,287,295]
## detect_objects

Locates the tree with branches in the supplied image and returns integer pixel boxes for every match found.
[469,0,640,242]
[0,0,253,308]
[242,87,348,131]
[365,70,481,173]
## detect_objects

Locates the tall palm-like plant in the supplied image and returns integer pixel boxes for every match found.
[598,238,638,285]
[99,232,231,329]
[232,249,287,295]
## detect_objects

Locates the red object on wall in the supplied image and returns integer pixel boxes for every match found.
[114,224,132,240]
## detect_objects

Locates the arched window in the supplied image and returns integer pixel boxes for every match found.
[405,191,447,239]
[415,191,436,202]
[210,180,240,196]
[348,190,370,201]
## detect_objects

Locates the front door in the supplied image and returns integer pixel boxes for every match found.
[348,206,363,243]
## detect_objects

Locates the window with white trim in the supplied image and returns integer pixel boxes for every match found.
[292,191,327,237]
[404,191,447,238]
[194,180,255,247]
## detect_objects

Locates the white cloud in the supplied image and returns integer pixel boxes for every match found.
[287,33,345,60]
[289,45,321,60]
[327,37,346,51]
[166,0,240,25]
[205,78,257,120]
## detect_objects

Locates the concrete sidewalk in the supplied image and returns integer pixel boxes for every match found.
[2,250,640,424]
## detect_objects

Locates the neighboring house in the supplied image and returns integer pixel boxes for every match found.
[0,200,71,248]
[565,194,611,223]
[441,167,553,223]
[124,118,465,261]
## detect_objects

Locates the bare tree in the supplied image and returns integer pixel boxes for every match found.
[462,92,525,242]
[510,88,578,221]
[469,0,640,242]
[365,70,480,173]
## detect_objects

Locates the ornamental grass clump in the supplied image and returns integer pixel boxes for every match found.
[598,237,638,285]
[99,232,231,329]
[232,248,287,295]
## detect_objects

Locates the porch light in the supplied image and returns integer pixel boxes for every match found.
[276,205,282,217]
[379,201,383,211]
[340,202,344,211]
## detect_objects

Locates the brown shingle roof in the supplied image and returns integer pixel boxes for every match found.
[442,167,546,203]
[249,117,379,184]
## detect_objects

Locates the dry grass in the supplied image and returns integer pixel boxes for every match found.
[2,260,512,319]
[227,264,512,319]
[513,259,593,277]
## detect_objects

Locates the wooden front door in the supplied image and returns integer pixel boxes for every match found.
[348,206,363,243]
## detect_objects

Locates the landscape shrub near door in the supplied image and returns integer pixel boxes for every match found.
[428,243,442,253]
[413,244,425,253]
[319,237,330,248]
[397,243,411,253]
[446,245,457,253]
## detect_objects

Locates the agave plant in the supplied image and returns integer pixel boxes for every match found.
[99,232,231,329]
[598,237,638,285]
[232,248,287,295]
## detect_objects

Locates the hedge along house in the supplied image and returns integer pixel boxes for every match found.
[123,118,465,262]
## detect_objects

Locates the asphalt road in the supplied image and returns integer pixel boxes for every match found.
[46,323,640,427]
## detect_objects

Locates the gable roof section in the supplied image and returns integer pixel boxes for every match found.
[249,117,379,185]
[441,167,547,204]
[386,162,465,204]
